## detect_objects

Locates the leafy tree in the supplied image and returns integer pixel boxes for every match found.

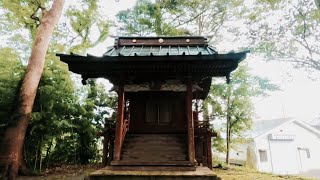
[0,48,24,133]
[244,0,320,71]
[24,57,78,170]
[117,0,188,36]
[0,1,65,179]
[64,0,110,53]
[0,0,111,178]
[205,63,279,164]
[116,0,241,36]
[49,80,116,165]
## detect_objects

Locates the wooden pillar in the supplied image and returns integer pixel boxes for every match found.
[102,135,109,166]
[207,134,213,169]
[114,84,124,161]
[108,138,114,165]
[187,82,195,164]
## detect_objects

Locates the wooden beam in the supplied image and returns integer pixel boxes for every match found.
[187,82,195,164]
[114,84,125,160]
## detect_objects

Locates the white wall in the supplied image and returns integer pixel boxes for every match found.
[253,137,273,173]
[229,143,248,165]
[254,121,320,175]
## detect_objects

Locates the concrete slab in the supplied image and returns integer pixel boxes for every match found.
[87,166,220,180]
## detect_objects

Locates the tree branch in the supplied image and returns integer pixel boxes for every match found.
[173,7,209,29]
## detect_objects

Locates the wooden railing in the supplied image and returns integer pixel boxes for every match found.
[120,111,130,152]
[195,120,210,129]
[194,119,216,169]
[121,119,129,147]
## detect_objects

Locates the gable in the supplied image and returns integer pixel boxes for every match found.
[255,120,320,142]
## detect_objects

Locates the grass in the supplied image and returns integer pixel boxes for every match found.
[214,165,315,180]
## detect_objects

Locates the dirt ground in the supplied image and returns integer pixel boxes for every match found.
[17,165,97,180]
[16,164,316,180]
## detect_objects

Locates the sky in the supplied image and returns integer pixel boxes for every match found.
[85,0,320,121]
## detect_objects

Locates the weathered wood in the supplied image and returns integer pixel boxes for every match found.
[111,160,193,166]
[207,133,213,169]
[129,92,187,133]
[117,36,207,46]
[108,139,115,165]
[102,136,109,166]
[88,166,218,180]
[187,82,195,164]
[118,134,188,165]
[106,166,196,171]
[114,85,125,161]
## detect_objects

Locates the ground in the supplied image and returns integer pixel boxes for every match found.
[17,165,98,180]
[300,169,320,180]
[16,164,316,180]
[214,165,316,180]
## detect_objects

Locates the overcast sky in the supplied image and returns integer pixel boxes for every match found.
[84,0,320,121]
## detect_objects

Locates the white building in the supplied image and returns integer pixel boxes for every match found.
[230,118,320,175]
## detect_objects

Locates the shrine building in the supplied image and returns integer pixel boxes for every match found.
[57,36,248,179]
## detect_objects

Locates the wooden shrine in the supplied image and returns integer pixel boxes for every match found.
[58,36,247,179]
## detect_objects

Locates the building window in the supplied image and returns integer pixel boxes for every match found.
[259,150,268,162]
[306,149,311,159]
[298,148,311,159]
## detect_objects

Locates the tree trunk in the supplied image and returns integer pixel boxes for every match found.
[226,115,230,165]
[0,1,64,179]
[225,85,231,165]
[45,140,53,169]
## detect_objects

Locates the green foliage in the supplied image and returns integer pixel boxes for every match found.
[116,0,184,36]
[206,63,279,152]
[0,47,24,134]
[0,0,48,39]
[0,0,113,171]
[23,65,115,167]
[66,1,110,53]
[116,0,239,36]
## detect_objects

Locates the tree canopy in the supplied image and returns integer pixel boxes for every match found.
[205,63,279,163]
[0,0,114,173]
[243,0,320,71]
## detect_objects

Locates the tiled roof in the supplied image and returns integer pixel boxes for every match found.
[103,36,217,57]
[57,36,249,93]
[103,45,217,57]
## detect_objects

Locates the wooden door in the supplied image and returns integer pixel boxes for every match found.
[145,95,171,125]
[129,92,187,133]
